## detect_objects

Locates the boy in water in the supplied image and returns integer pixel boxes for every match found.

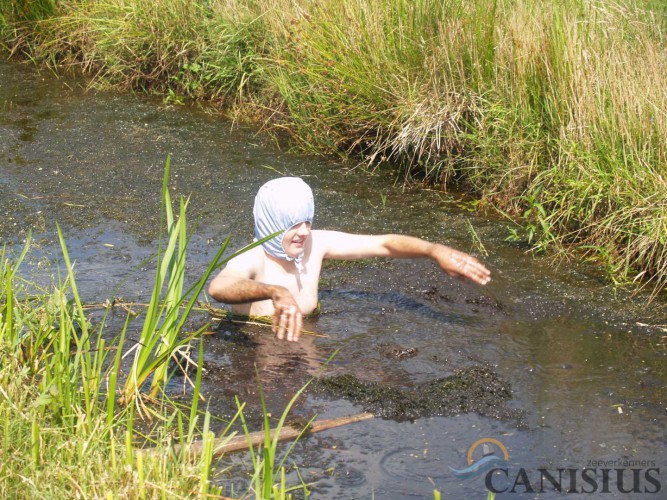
[208,177,491,342]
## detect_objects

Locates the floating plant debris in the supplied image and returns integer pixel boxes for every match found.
[311,366,522,423]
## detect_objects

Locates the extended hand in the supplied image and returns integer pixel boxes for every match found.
[271,287,303,342]
[433,245,491,285]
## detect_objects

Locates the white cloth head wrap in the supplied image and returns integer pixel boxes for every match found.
[253,177,314,270]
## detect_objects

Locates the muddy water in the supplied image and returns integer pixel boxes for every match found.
[1,59,665,498]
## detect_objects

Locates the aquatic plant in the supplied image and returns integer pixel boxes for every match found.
[238,370,315,499]
[0,161,312,497]
[0,239,219,496]
[121,156,280,406]
[120,155,217,405]
[311,366,515,422]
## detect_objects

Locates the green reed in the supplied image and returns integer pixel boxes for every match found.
[238,371,315,499]
[0,240,30,355]
[121,155,275,405]
[120,154,210,404]
[0,164,311,497]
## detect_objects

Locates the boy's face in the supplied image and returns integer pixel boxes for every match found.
[282,221,312,258]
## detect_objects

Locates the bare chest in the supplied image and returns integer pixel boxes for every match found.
[254,255,322,314]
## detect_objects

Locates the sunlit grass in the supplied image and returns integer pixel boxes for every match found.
[121,155,219,406]
[0,241,214,496]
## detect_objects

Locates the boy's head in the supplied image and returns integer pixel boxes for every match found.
[253,177,314,264]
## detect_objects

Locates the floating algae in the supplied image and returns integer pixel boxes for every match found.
[311,366,521,422]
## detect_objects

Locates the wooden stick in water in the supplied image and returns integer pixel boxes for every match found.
[169,412,374,459]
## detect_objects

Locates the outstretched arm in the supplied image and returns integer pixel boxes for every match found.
[318,231,491,285]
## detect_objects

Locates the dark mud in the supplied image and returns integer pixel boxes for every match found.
[310,366,522,423]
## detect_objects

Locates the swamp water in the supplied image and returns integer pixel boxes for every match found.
[1,60,665,498]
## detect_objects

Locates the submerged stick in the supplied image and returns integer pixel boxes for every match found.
[169,412,373,459]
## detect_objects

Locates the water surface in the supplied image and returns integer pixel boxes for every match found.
[1,60,665,499]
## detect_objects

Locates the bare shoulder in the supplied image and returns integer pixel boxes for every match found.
[311,229,344,244]
[219,243,265,278]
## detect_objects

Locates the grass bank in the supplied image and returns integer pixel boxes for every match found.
[1,0,666,295]
[0,162,308,498]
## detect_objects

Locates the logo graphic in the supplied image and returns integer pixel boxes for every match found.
[450,438,509,480]
[449,439,662,495]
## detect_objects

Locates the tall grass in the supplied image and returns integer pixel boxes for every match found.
[1,0,666,294]
[0,162,310,497]
[1,0,258,102]
[254,0,667,293]
[0,238,215,496]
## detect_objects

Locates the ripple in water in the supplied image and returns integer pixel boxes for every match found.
[378,447,449,497]
[334,465,367,487]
